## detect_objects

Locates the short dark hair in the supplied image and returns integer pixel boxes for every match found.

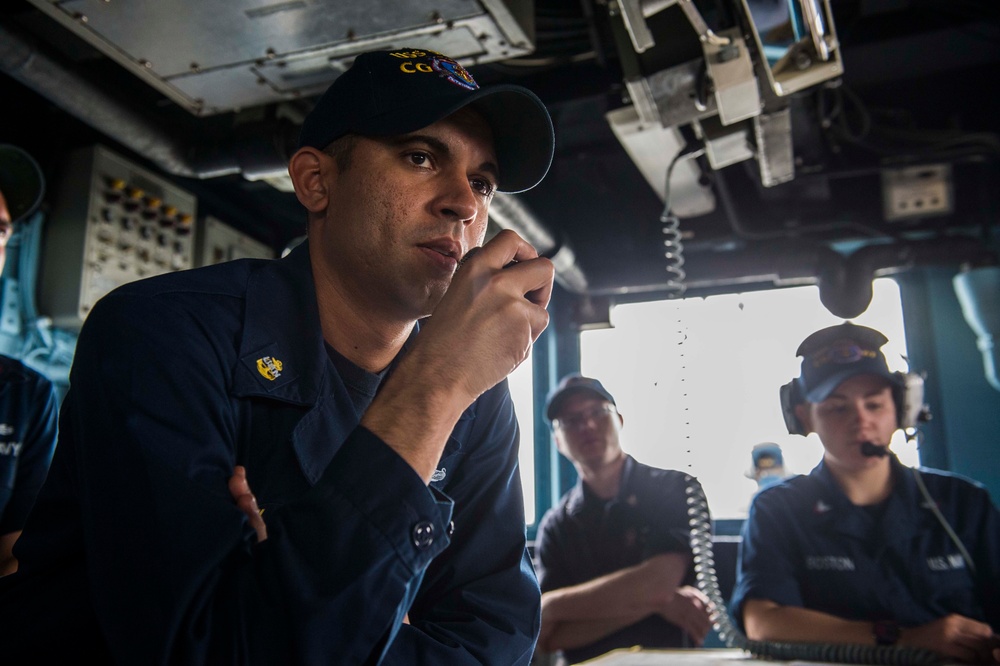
[322,134,359,173]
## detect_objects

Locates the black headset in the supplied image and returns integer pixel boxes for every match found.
[779,371,930,436]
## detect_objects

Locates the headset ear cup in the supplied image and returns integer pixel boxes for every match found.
[780,380,805,435]
[896,372,927,429]
[892,376,906,429]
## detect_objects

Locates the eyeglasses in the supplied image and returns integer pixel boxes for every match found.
[553,403,617,432]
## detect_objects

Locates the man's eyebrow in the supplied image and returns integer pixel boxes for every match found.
[387,134,500,183]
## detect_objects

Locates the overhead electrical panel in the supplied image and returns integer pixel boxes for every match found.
[26,0,536,116]
[39,145,198,329]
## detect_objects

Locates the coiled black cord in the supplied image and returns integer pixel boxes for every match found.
[661,211,686,298]
[683,478,946,665]
[659,144,704,299]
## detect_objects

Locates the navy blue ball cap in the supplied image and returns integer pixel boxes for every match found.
[296,48,554,194]
[545,373,617,422]
[795,322,903,403]
[0,144,45,223]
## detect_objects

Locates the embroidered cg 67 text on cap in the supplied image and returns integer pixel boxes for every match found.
[296,48,554,194]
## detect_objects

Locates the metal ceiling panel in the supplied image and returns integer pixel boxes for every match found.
[26,0,535,115]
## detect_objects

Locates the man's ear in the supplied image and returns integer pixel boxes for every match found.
[288,147,331,213]
[794,403,813,435]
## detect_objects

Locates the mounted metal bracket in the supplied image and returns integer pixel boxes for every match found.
[615,0,731,54]
[739,0,843,96]
[703,28,761,126]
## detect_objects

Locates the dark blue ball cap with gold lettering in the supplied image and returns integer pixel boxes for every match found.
[296,48,554,194]
[795,322,904,403]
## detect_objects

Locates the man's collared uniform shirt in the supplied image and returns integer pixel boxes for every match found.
[534,454,704,664]
[0,241,540,665]
[731,454,1000,632]
[0,355,59,537]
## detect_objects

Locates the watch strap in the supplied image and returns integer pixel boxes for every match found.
[873,619,901,646]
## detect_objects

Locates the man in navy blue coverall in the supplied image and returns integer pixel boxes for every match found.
[0,48,555,664]
[731,322,1000,664]
[534,374,713,665]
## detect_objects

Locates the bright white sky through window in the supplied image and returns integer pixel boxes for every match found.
[509,348,536,524]
[576,279,913,519]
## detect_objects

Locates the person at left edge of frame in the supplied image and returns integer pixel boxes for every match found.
[0,144,60,577]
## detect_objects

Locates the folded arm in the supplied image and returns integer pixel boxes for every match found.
[539,552,699,652]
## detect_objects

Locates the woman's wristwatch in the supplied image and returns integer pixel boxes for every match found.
[873,619,901,646]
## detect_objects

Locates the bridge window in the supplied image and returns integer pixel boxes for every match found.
[509,348,537,524]
[575,279,911,519]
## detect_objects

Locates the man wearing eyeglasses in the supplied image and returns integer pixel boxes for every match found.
[533,373,714,665]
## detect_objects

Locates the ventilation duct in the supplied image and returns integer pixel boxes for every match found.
[954,265,1000,392]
